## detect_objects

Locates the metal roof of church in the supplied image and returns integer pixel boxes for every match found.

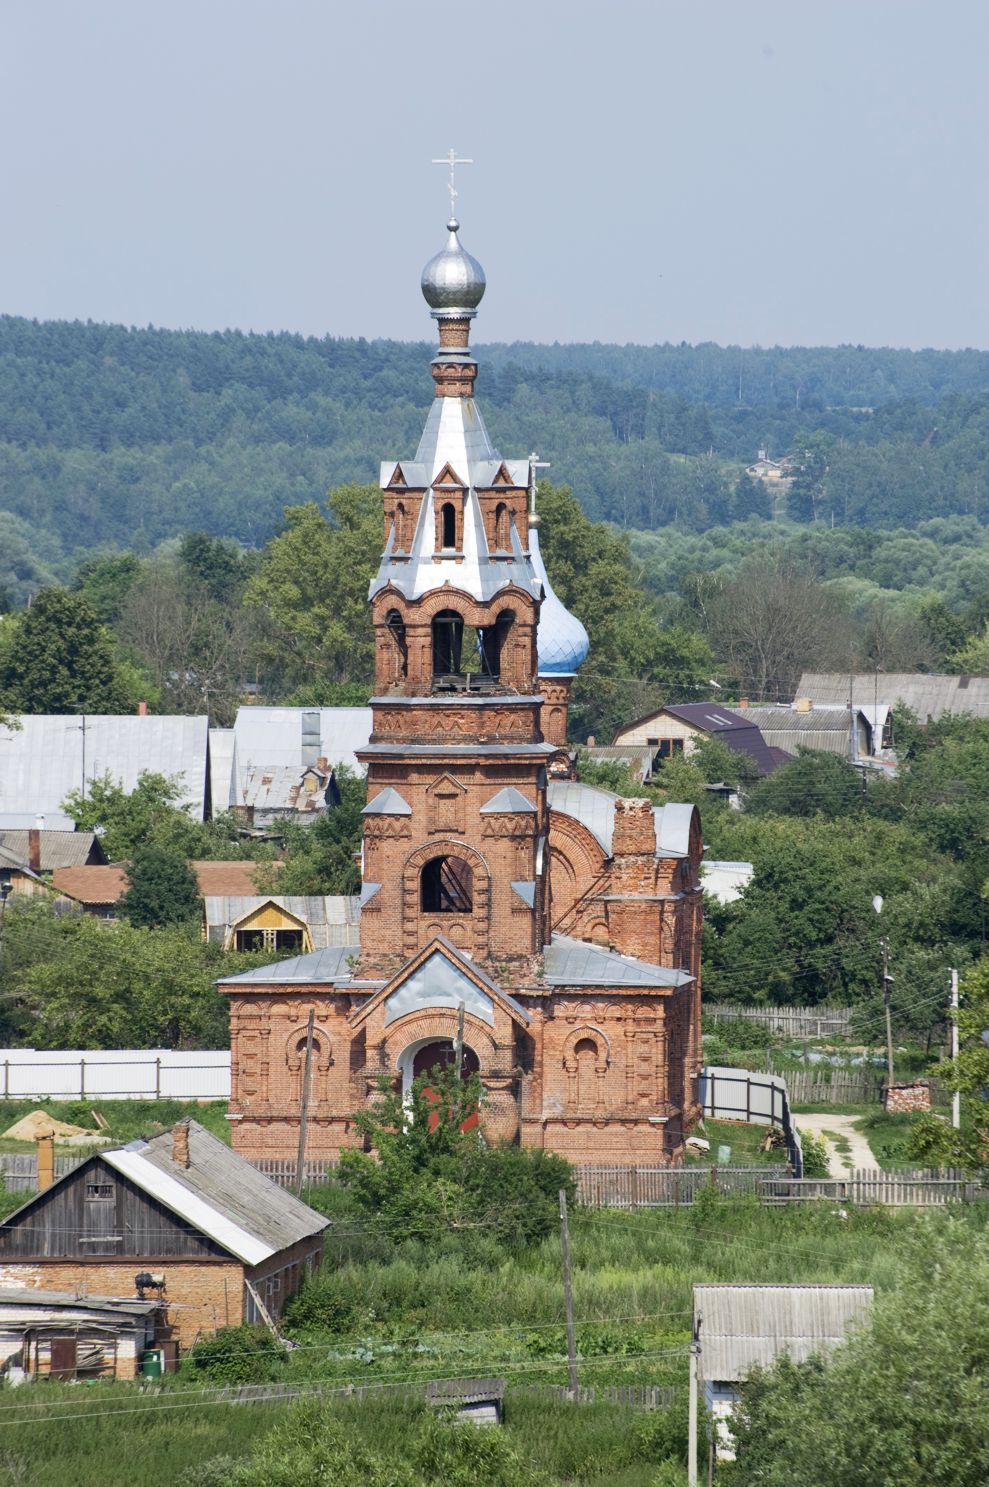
[548,781,694,858]
[543,935,692,988]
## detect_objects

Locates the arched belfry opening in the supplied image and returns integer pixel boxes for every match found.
[432,609,463,678]
[385,608,408,680]
[421,855,474,914]
[440,501,457,549]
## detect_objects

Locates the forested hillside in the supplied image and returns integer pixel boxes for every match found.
[2,317,989,600]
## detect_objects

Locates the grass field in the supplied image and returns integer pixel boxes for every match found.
[0,1098,231,1153]
[2,1194,974,1486]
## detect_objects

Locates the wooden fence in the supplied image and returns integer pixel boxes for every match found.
[575,1164,782,1207]
[759,1168,977,1207]
[705,1005,853,1038]
[180,1376,679,1412]
[0,1153,83,1192]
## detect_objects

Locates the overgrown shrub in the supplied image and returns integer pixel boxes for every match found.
[798,1130,830,1178]
[184,1325,285,1384]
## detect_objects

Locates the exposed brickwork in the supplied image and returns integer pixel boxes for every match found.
[884,1082,931,1113]
[226,288,704,1167]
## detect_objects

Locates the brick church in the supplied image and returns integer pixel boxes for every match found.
[222,211,704,1164]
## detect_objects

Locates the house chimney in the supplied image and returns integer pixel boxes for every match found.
[36,1135,54,1192]
[172,1120,191,1169]
[316,756,328,774]
[738,697,749,709]
[138,701,148,717]
[586,735,596,748]
[794,697,813,714]
[27,828,41,874]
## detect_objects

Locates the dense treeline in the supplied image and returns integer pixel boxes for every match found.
[1,318,989,587]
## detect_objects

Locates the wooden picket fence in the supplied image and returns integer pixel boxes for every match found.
[759,1167,977,1207]
[575,1164,778,1208]
[705,1005,854,1038]
[184,1375,678,1412]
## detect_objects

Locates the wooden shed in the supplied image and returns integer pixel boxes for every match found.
[0,1288,161,1381]
[0,1120,329,1354]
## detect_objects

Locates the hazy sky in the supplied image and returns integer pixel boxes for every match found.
[1,1,986,349]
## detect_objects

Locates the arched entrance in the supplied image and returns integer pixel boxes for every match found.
[399,1038,480,1132]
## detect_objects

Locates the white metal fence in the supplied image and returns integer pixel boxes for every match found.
[0,1049,230,1101]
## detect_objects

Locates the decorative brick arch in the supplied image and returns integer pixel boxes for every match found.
[563,1025,610,1114]
[401,840,490,958]
[381,1009,498,1075]
[285,1023,334,1106]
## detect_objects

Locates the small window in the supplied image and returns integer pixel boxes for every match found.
[440,501,457,549]
[236,929,265,952]
[85,1182,115,1201]
[275,929,303,952]
[657,739,684,759]
[494,502,509,549]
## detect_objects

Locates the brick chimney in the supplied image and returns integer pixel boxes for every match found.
[138,701,148,716]
[611,798,657,857]
[27,828,41,874]
[36,1135,54,1192]
[172,1120,191,1169]
[738,697,749,709]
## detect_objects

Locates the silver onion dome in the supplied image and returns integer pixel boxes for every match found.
[529,527,590,676]
[421,218,486,317]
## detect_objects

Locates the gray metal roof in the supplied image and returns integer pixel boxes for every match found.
[363,787,412,816]
[135,1120,328,1260]
[0,715,210,820]
[371,396,540,606]
[217,944,359,986]
[0,1288,159,1318]
[548,781,693,859]
[360,742,557,758]
[240,764,332,814]
[693,1284,874,1382]
[584,746,655,783]
[232,707,372,776]
[797,671,989,722]
[543,934,692,988]
[204,896,361,948]
[742,704,871,758]
[0,830,104,869]
[480,786,537,813]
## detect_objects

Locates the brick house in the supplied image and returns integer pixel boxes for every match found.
[222,215,704,1167]
[0,1120,327,1357]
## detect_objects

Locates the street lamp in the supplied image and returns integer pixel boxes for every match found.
[872,895,894,1085]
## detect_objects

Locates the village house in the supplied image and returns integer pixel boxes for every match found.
[0,1288,162,1383]
[203,894,361,953]
[221,214,704,1169]
[612,703,785,776]
[51,859,281,921]
[0,828,106,906]
[0,1120,328,1358]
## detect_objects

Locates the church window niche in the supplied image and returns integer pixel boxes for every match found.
[385,608,408,681]
[440,501,457,549]
[395,502,407,551]
[421,855,474,914]
[494,502,509,549]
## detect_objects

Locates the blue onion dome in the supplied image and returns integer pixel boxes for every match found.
[421,218,486,317]
[529,526,590,675]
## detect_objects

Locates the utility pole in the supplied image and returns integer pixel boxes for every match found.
[293,1008,315,1197]
[951,968,961,1130]
[559,1189,578,1398]
[882,935,894,1086]
[453,1000,465,1074]
[688,1312,701,1487]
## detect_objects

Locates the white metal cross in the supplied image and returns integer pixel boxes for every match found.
[529,452,551,511]
[432,148,473,217]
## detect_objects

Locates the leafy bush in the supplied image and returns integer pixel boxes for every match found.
[282,1273,357,1335]
[184,1325,286,1384]
[798,1130,831,1178]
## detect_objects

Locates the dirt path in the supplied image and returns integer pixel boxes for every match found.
[794,1113,876,1177]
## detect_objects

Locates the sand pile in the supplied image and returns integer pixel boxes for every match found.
[3,1110,95,1142]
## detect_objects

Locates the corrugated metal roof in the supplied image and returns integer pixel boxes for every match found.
[798,672,989,721]
[742,704,867,759]
[0,1288,159,1317]
[0,830,104,869]
[240,764,331,813]
[232,707,372,776]
[116,1120,327,1263]
[543,934,692,988]
[693,1284,873,1381]
[204,895,361,948]
[0,715,210,820]
[585,746,655,783]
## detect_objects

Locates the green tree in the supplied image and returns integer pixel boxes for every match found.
[0,587,137,714]
[262,766,365,895]
[727,1218,989,1487]
[338,1062,574,1252]
[2,905,276,1047]
[118,844,202,929]
[72,550,142,624]
[63,770,198,860]
[244,485,380,693]
[746,749,864,819]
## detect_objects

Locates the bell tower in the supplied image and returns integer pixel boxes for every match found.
[356,213,560,976]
